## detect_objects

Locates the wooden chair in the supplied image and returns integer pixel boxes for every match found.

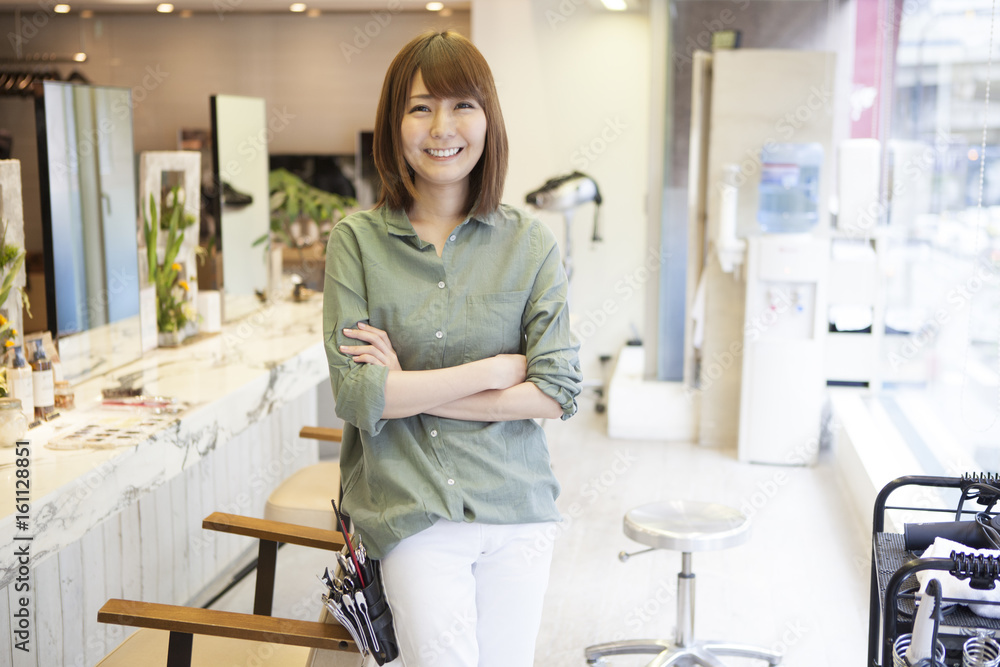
[97,512,360,667]
[264,427,344,532]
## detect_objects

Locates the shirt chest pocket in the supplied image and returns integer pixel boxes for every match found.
[463,290,530,363]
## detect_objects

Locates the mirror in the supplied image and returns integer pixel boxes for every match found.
[35,81,142,383]
[210,94,270,322]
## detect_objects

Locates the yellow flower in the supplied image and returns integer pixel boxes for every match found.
[171,262,182,272]
[178,280,190,292]
[0,315,6,326]
[10,329,16,337]
[4,340,13,348]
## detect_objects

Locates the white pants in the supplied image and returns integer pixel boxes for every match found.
[378,519,556,667]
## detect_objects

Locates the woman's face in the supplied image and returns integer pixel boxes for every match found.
[400,70,487,195]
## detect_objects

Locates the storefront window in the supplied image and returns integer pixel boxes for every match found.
[886,0,1000,469]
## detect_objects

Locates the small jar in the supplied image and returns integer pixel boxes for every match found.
[0,397,29,447]
[54,381,75,411]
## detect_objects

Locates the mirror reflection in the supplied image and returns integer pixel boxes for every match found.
[210,94,270,322]
[36,81,142,382]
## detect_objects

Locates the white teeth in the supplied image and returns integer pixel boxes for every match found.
[427,148,460,157]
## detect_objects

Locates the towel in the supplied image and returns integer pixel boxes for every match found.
[917,537,1000,618]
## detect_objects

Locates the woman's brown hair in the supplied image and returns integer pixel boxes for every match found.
[373,30,508,217]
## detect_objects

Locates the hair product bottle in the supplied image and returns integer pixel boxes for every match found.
[31,339,55,421]
[8,344,34,425]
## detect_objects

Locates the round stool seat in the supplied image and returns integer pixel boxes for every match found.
[624,500,750,552]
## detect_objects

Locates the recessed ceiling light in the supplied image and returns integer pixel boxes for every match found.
[73,52,87,62]
[54,4,70,13]
[601,0,627,9]
[426,2,444,11]
[289,3,307,11]
[156,3,174,12]
[80,9,93,18]
[307,7,321,16]
[180,9,193,17]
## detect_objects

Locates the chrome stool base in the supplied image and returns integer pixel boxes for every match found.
[585,639,782,666]
[584,502,783,667]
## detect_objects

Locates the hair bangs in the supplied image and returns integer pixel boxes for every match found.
[417,40,487,106]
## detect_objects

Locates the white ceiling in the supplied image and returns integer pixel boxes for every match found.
[0,0,470,13]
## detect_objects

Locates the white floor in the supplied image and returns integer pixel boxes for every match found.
[210,391,871,666]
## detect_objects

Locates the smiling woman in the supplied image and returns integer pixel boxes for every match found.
[323,29,581,667]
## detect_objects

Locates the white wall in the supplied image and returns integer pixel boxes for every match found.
[472,0,652,380]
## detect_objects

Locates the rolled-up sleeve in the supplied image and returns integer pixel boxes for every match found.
[523,221,582,420]
[323,223,390,435]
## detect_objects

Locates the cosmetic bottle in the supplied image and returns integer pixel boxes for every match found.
[8,344,34,425]
[31,339,55,421]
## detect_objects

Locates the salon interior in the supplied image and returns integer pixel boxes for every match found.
[1,0,999,665]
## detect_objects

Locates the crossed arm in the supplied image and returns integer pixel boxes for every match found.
[339,322,563,422]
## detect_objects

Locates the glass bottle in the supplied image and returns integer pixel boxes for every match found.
[8,344,34,425]
[31,339,55,421]
[0,397,28,447]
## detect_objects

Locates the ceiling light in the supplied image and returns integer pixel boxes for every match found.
[73,52,87,62]
[180,9,193,17]
[601,0,627,9]
[426,2,444,10]
[307,7,321,16]
[289,3,307,11]
[54,4,70,12]
[80,9,93,18]
[156,3,174,12]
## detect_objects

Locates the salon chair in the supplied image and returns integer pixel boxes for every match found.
[97,513,362,666]
[585,500,783,666]
[264,426,344,531]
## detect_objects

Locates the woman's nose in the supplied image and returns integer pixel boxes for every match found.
[430,110,456,138]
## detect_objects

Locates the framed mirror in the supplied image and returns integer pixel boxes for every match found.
[35,81,142,383]
[210,94,270,322]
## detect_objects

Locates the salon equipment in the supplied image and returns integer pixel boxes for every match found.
[320,500,399,666]
[869,475,1000,667]
[585,500,782,666]
[525,171,602,283]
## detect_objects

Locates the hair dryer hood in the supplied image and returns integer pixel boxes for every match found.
[525,171,602,211]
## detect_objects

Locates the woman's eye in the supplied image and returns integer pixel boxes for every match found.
[409,105,430,113]
[456,101,476,109]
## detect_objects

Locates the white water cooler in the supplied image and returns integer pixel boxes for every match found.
[737,234,829,465]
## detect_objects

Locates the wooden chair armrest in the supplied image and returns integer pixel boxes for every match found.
[202,513,346,551]
[299,426,343,442]
[98,599,355,652]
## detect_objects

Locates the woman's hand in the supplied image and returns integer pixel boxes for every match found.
[490,354,527,389]
[340,322,402,371]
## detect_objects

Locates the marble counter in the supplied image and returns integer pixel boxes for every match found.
[0,296,333,666]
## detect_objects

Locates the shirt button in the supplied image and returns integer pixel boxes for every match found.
[435,331,443,339]
[449,235,456,241]
[437,281,445,289]
[430,430,438,437]
[447,479,455,485]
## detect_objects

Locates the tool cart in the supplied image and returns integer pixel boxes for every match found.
[869,474,1000,666]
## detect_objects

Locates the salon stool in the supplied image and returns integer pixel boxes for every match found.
[585,500,782,667]
[263,427,343,532]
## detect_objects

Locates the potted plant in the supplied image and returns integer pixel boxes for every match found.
[143,187,195,346]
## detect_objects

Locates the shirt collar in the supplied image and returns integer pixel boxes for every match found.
[380,206,500,237]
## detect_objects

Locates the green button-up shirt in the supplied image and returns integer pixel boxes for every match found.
[323,204,582,559]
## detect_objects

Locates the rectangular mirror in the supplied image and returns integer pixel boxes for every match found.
[210,94,270,322]
[35,81,142,383]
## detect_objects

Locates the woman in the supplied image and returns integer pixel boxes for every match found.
[323,30,581,667]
